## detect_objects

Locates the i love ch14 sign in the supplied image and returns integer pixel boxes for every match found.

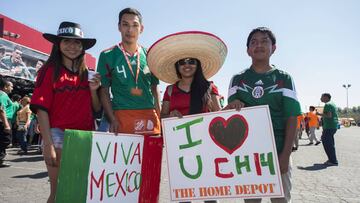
[162,105,284,202]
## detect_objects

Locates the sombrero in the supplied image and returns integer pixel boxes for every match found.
[147,31,227,84]
[43,21,96,50]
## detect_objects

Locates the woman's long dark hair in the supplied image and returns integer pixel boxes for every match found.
[175,59,211,115]
[36,43,87,86]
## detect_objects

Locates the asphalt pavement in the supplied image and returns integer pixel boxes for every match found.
[1,127,360,203]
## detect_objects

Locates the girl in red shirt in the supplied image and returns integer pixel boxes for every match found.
[161,58,221,118]
[30,22,101,203]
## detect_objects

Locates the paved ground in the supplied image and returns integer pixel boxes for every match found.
[1,127,360,203]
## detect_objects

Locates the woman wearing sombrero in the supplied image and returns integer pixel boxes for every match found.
[30,21,101,203]
[147,31,227,119]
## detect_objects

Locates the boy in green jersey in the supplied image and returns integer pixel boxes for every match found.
[97,8,161,135]
[226,27,301,203]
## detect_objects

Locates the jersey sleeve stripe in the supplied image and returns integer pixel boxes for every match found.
[282,88,298,101]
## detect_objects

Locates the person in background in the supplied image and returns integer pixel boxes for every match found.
[225,27,301,203]
[97,7,160,135]
[16,96,32,154]
[30,21,101,203]
[0,78,13,167]
[34,59,44,72]
[293,114,304,151]
[29,59,44,81]
[316,93,339,166]
[307,106,321,145]
[10,94,22,147]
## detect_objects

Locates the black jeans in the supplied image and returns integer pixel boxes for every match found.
[0,122,11,160]
[321,128,338,164]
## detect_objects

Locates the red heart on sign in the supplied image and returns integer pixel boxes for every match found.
[208,114,249,155]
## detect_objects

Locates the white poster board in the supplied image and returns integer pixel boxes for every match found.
[162,105,284,202]
[87,133,144,203]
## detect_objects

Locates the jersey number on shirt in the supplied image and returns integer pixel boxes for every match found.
[116,65,127,78]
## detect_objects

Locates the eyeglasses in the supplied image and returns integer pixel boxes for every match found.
[177,58,197,66]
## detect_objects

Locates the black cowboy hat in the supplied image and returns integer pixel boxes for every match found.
[43,21,96,50]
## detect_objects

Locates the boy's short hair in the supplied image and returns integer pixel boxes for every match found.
[118,7,142,24]
[322,93,331,100]
[246,27,276,48]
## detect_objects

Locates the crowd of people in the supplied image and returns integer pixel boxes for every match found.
[0,78,41,163]
[0,7,340,203]
[293,106,322,151]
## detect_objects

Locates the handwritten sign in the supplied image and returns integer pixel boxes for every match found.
[56,131,163,203]
[162,105,283,201]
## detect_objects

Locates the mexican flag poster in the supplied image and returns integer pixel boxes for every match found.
[55,130,163,203]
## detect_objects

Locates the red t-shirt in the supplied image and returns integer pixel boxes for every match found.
[163,82,219,116]
[30,65,95,131]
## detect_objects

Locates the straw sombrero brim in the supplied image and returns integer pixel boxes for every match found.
[43,33,96,50]
[147,31,227,84]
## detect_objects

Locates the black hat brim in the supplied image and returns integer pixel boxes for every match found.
[43,33,96,50]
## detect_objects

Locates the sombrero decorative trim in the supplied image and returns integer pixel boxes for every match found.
[147,31,227,84]
[43,21,96,50]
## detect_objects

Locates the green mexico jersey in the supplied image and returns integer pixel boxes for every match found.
[0,91,13,120]
[323,101,338,129]
[97,45,159,110]
[228,66,301,153]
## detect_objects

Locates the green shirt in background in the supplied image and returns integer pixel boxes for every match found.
[0,91,13,120]
[322,101,338,129]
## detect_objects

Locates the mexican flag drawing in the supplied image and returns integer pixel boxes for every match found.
[55,130,163,203]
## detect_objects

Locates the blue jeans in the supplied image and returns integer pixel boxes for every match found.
[321,129,338,164]
[16,129,28,152]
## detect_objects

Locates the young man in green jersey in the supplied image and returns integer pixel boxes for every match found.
[97,8,161,136]
[316,93,339,166]
[0,78,13,167]
[226,27,301,203]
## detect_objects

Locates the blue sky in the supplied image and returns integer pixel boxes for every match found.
[1,0,359,110]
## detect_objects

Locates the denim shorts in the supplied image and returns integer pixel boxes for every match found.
[50,128,64,149]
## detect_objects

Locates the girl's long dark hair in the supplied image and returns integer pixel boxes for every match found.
[36,43,87,86]
[175,59,211,115]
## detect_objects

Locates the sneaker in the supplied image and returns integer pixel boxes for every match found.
[308,142,314,145]
[324,160,338,166]
[0,153,5,160]
[0,160,11,168]
[292,147,298,151]
[315,141,321,146]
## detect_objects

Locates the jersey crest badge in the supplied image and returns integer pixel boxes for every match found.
[252,86,264,98]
